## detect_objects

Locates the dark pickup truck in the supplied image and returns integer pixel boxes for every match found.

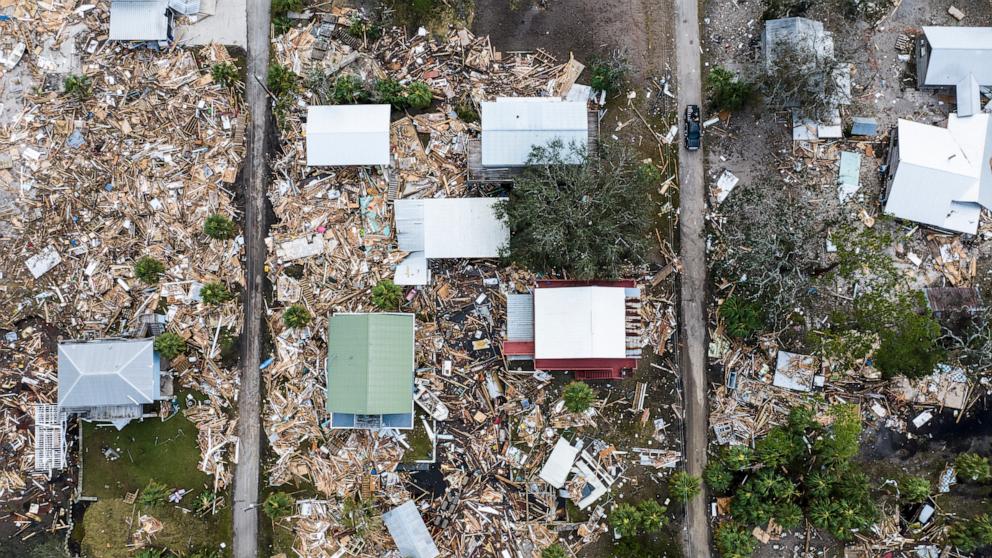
[684,104,701,151]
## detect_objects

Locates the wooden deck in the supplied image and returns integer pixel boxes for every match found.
[467,108,601,183]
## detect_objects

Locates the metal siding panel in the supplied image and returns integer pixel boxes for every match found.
[109,0,170,41]
[506,294,534,342]
[395,199,425,252]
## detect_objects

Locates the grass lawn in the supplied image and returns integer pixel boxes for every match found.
[402,408,434,462]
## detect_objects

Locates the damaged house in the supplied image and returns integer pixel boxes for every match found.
[504,280,642,380]
[393,197,509,285]
[57,338,170,430]
[325,313,415,429]
[882,113,992,234]
[916,26,992,117]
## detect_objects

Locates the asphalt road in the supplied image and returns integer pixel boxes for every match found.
[232,0,270,555]
[674,0,711,556]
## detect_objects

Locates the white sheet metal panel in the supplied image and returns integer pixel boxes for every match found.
[956,74,981,117]
[58,339,158,408]
[923,27,992,86]
[480,98,588,166]
[762,17,833,72]
[884,115,992,234]
[539,437,580,488]
[394,252,429,286]
[382,501,440,558]
[395,199,425,252]
[109,0,171,41]
[534,286,626,360]
[306,105,391,166]
[506,293,535,342]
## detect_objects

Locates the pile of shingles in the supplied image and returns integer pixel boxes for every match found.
[0,4,245,491]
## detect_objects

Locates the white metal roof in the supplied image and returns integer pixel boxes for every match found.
[382,501,440,558]
[923,27,992,86]
[393,251,429,286]
[109,0,171,42]
[884,115,992,234]
[539,437,580,488]
[58,339,159,408]
[956,74,981,117]
[480,98,588,167]
[534,286,626,360]
[305,105,391,166]
[395,198,508,259]
[763,17,833,72]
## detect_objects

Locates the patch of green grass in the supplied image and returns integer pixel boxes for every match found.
[81,403,210,498]
[81,498,231,558]
[402,409,433,462]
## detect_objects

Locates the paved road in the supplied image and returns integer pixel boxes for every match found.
[232,0,270,555]
[674,0,711,556]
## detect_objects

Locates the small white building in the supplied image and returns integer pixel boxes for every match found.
[305,105,391,166]
[917,27,992,116]
[883,114,992,234]
[393,197,509,285]
[480,98,589,166]
[109,0,172,43]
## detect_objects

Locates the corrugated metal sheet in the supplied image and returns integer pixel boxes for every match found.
[762,17,832,72]
[306,105,391,166]
[956,74,981,117]
[396,198,508,258]
[382,501,440,558]
[109,0,171,42]
[326,313,414,415]
[395,199,425,253]
[506,293,534,342]
[480,98,588,166]
[58,339,158,408]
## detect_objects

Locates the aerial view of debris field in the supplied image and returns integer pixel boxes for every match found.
[1,0,992,557]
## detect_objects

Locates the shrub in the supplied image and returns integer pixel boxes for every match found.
[210,62,238,88]
[956,452,991,483]
[332,75,369,104]
[405,81,433,109]
[189,549,222,558]
[721,444,753,471]
[706,67,754,112]
[719,295,764,339]
[704,460,733,494]
[609,503,642,538]
[263,492,295,519]
[282,304,311,329]
[347,14,382,41]
[873,310,945,379]
[669,471,702,501]
[134,550,166,558]
[64,74,92,100]
[203,213,236,240]
[588,54,628,96]
[900,476,931,504]
[371,279,404,310]
[271,0,302,34]
[267,63,298,98]
[562,381,595,413]
[946,514,992,553]
[715,521,757,558]
[154,332,187,360]
[635,499,667,532]
[134,256,165,284]
[139,480,169,506]
[455,96,479,122]
[375,78,406,107]
[200,282,233,305]
[541,544,566,558]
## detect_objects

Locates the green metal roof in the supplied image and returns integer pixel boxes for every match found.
[326,313,414,415]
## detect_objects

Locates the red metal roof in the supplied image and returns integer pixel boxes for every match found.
[536,279,637,288]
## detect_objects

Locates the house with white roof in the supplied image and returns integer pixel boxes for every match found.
[305,105,391,166]
[882,113,992,235]
[109,0,172,43]
[393,197,509,285]
[504,280,642,380]
[57,338,168,429]
[916,27,992,116]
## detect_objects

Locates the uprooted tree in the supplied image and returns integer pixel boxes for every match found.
[759,37,846,120]
[495,140,654,279]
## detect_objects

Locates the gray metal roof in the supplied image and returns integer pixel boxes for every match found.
[850,117,878,136]
[762,17,833,72]
[922,26,992,86]
[506,293,534,342]
[109,0,171,42]
[382,501,439,558]
[395,199,425,253]
[480,98,588,167]
[58,339,159,408]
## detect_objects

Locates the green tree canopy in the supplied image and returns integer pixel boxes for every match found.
[154,333,187,360]
[282,304,311,329]
[204,213,236,240]
[706,67,754,112]
[562,381,596,413]
[371,279,403,310]
[669,471,702,501]
[134,256,166,284]
[496,141,653,279]
[263,492,295,520]
[956,452,991,483]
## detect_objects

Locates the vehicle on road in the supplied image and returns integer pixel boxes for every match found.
[684,104,701,151]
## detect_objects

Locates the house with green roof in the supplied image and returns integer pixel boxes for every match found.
[326,313,415,429]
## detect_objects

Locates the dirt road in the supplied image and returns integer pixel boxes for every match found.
[674,0,711,555]
[232,0,270,555]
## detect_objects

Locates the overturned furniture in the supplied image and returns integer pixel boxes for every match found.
[325,313,415,429]
[505,280,641,380]
[393,197,509,285]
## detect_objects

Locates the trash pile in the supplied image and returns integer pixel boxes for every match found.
[261,11,680,557]
[1,2,245,499]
